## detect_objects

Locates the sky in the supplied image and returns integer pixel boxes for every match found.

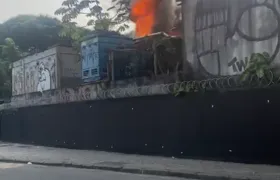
[0,0,112,26]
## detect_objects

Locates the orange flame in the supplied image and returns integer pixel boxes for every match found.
[130,0,161,37]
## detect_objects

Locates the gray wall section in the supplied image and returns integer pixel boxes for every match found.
[183,0,280,76]
[58,46,81,79]
[5,77,174,110]
[60,77,82,88]
[12,46,81,96]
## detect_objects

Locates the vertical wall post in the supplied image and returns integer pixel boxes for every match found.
[182,0,199,74]
[110,51,115,81]
[152,41,158,76]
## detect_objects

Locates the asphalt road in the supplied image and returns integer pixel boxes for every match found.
[0,163,195,180]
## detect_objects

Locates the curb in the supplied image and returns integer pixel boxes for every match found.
[0,158,254,180]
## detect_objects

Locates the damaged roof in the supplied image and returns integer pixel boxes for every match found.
[133,32,181,50]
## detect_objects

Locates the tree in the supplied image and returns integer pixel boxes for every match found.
[55,0,130,32]
[59,22,91,50]
[0,38,22,62]
[0,15,63,52]
[109,0,131,24]
[0,15,93,98]
[0,38,22,98]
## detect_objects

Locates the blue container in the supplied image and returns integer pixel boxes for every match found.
[81,32,133,83]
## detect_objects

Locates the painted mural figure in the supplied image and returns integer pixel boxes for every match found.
[37,62,51,92]
[13,71,23,95]
[193,0,280,76]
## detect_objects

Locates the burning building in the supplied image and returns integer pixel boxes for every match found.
[130,0,181,37]
[130,0,280,79]
[125,0,185,81]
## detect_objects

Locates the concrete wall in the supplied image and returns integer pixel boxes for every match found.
[12,48,57,95]
[183,0,280,76]
[12,61,25,96]
[12,46,80,96]
[5,76,173,110]
[58,46,81,78]
[57,46,81,87]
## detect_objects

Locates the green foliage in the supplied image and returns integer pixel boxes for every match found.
[59,22,91,50]
[0,38,22,62]
[55,0,130,32]
[0,38,22,98]
[0,15,63,52]
[241,52,271,81]
[0,15,64,99]
[0,15,93,98]
[109,0,131,24]
[88,12,118,31]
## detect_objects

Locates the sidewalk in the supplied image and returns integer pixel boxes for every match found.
[0,142,279,180]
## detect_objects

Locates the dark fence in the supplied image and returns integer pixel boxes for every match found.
[111,49,153,81]
[1,87,280,164]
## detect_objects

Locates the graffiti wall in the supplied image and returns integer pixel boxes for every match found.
[183,0,280,76]
[24,55,56,94]
[12,46,80,96]
[12,61,24,96]
[6,76,169,110]
[12,48,57,95]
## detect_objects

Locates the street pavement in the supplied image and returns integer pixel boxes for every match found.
[0,142,280,180]
[0,162,195,180]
